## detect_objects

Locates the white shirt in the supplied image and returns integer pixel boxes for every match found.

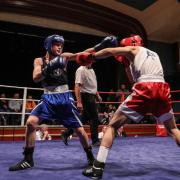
[36,130,42,141]
[98,132,104,139]
[36,130,52,141]
[75,66,97,94]
[8,100,22,111]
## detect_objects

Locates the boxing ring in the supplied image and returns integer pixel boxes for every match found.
[1,137,180,180]
[1,85,180,180]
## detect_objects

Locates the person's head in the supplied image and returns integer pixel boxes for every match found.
[44,34,64,56]
[27,95,33,99]
[120,84,126,90]
[40,124,48,132]
[0,93,6,102]
[0,93,6,98]
[120,35,143,47]
[115,35,143,63]
[108,104,113,109]
[14,93,20,99]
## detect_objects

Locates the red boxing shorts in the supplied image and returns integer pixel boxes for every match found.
[119,82,173,123]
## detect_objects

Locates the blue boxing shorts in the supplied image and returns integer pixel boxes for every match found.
[31,91,82,128]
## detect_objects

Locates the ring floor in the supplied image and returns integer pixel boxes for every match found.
[1,136,180,180]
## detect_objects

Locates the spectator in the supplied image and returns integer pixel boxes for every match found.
[0,93,10,125]
[99,112,110,125]
[116,126,126,137]
[106,104,116,114]
[99,104,116,125]
[8,93,22,125]
[8,93,22,112]
[98,125,107,140]
[36,124,52,141]
[26,95,36,113]
[116,84,130,103]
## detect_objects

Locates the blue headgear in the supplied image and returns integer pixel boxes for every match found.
[44,34,64,54]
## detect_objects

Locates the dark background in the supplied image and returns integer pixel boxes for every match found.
[0,21,127,96]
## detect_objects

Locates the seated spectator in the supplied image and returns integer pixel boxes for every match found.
[0,93,9,110]
[36,124,52,141]
[98,125,107,140]
[0,93,10,125]
[26,95,36,113]
[116,84,130,103]
[8,93,22,125]
[99,112,110,125]
[99,104,117,125]
[106,104,116,115]
[116,126,127,137]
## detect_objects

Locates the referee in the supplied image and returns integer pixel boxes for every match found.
[75,62,102,146]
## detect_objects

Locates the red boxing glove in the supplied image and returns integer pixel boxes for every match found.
[76,52,95,66]
[115,55,130,68]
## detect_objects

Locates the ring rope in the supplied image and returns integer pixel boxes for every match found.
[0,84,180,126]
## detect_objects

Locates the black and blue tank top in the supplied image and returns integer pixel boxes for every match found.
[41,57,68,87]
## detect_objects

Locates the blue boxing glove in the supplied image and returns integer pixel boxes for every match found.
[42,56,67,76]
[94,36,118,52]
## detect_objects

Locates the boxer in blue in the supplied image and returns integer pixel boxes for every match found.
[9,34,94,171]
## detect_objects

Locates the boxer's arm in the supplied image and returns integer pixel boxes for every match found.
[93,46,134,60]
[33,58,44,83]
[75,46,137,66]
[62,36,118,62]
[61,52,76,61]
[83,36,118,53]
[93,36,118,52]
[84,47,96,53]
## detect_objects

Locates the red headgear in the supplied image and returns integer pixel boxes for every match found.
[120,35,143,47]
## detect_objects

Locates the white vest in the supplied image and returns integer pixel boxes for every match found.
[130,47,165,82]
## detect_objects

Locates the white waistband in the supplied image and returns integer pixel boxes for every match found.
[137,76,164,83]
[44,85,69,94]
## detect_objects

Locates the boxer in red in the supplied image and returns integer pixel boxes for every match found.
[77,35,180,179]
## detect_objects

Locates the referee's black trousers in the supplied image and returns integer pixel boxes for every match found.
[81,93,99,144]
